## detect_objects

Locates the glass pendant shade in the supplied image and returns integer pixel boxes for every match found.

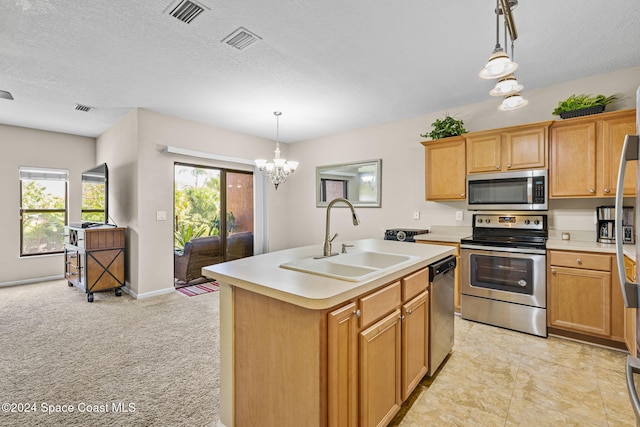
[489,74,523,96]
[479,49,518,80]
[498,93,528,111]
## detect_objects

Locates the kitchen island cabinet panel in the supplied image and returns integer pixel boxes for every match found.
[328,302,358,427]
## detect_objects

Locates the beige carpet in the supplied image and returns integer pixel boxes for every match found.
[0,279,220,426]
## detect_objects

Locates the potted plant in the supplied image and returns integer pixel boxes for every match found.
[552,94,618,119]
[420,115,468,140]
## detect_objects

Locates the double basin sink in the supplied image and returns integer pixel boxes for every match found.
[280,250,419,282]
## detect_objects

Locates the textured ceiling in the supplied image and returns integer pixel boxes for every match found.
[1,0,639,143]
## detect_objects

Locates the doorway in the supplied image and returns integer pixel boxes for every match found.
[173,163,254,285]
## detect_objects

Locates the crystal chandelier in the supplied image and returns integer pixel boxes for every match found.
[255,112,298,190]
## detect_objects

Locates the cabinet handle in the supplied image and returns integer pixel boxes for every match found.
[400,315,406,321]
[576,258,582,264]
[551,269,556,274]
[496,165,500,169]
[352,309,361,318]
[604,188,610,193]
[589,189,595,193]
[461,193,465,197]
[507,164,511,168]
[406,309,413,315]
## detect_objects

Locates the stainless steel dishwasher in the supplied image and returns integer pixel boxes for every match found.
[428,255,456,376]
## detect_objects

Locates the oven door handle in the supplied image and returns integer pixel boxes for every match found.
[615,134,639,309]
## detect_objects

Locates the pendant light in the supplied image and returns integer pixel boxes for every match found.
[255,112,298,190]
[499,93,528,111]
[478,0,517,80]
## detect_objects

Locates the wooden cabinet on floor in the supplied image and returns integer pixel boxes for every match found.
[548,250,625,345]
[64,226,126,302]
[234,264,435,427]
[422,136,466,201]
[465,122,551,174]
[549,109,636,198]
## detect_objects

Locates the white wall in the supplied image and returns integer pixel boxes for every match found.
[0,124,95,285]
[269,65,640,250]
[97,108,285,296]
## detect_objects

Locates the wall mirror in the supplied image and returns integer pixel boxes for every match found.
[316,159,382,207]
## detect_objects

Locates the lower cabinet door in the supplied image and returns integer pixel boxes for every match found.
[548,266,611,336]
[359,309,402,427]
[402,291,429,401]
[328,302,358,427]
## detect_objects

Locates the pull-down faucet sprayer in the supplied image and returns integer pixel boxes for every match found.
[317,197,360,258]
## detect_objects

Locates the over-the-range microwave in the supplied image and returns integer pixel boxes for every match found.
[466,169,548,211]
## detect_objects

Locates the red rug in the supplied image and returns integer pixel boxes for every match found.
[176,281,220,296]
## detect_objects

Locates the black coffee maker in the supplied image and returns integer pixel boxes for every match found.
[597,206,635,244]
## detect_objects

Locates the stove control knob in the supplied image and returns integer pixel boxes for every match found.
[524,219,531,225]
[534,220,540,225]
[485,219,491,223]
[477,219,483,224]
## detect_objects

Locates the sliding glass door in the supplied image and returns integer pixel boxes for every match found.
[174,163,254,280]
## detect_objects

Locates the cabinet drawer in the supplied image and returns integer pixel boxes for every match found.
[402,268,428,302]
[549,251,611,271]
[359,281,401,328]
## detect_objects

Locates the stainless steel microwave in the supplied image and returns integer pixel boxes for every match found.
[466,169,548,211]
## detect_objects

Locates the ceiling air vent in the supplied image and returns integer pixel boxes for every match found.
[74,103,94,112]
[221,27,262,50]
[165,0,208,24]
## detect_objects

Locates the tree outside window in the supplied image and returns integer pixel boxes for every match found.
[19,167,69,256]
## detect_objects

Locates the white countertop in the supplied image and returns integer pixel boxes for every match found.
[202,238,455,310]
[414,226,472,243]
[547,238,636,261]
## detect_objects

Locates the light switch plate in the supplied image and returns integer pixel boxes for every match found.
[413,211,420,220]
[456,211,464,221]
[156,211,167,221]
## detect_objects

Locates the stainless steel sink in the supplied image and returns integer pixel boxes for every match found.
[279,250,418,281]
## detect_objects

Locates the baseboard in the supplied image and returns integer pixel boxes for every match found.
[126,286,175,299]
[0,275,65,288]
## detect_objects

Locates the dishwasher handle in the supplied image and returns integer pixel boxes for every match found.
[429,255,457,281]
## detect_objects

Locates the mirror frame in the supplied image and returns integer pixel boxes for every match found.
[316,159,382,208]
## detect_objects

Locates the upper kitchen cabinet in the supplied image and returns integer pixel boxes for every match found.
[550,109,636,198]
[422,136,466,201]
[465,122,551,174]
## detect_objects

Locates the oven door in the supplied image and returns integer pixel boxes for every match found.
[461,246,546,308]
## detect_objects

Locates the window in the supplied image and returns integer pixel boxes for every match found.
[19,167,69,256]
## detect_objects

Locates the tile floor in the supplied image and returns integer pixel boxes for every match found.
[391,315,637,426]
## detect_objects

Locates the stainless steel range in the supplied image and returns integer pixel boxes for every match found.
[460,213,548,337]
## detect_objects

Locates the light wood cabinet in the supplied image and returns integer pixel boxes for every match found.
[549,109,636,198]
[328,268,431,427]
[422,136,466,201]
[466,122,550,174]
[624,255,638,357]
[328,302,358,427]
[359,309,402,427]
[548,250,625,343]
[401,290,429,401]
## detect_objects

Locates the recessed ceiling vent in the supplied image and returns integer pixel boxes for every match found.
[221,27,262,50]
[165,0,208,24]
[74,103,94,112]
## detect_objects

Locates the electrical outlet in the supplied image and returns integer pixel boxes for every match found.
[413,211,420,220]
[156,211,167,221]
[455,211,464,221]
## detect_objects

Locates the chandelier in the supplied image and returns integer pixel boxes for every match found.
[255,112,298,190]
[479,0,528,110]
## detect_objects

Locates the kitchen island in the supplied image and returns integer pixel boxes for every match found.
[202,238,455,427]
